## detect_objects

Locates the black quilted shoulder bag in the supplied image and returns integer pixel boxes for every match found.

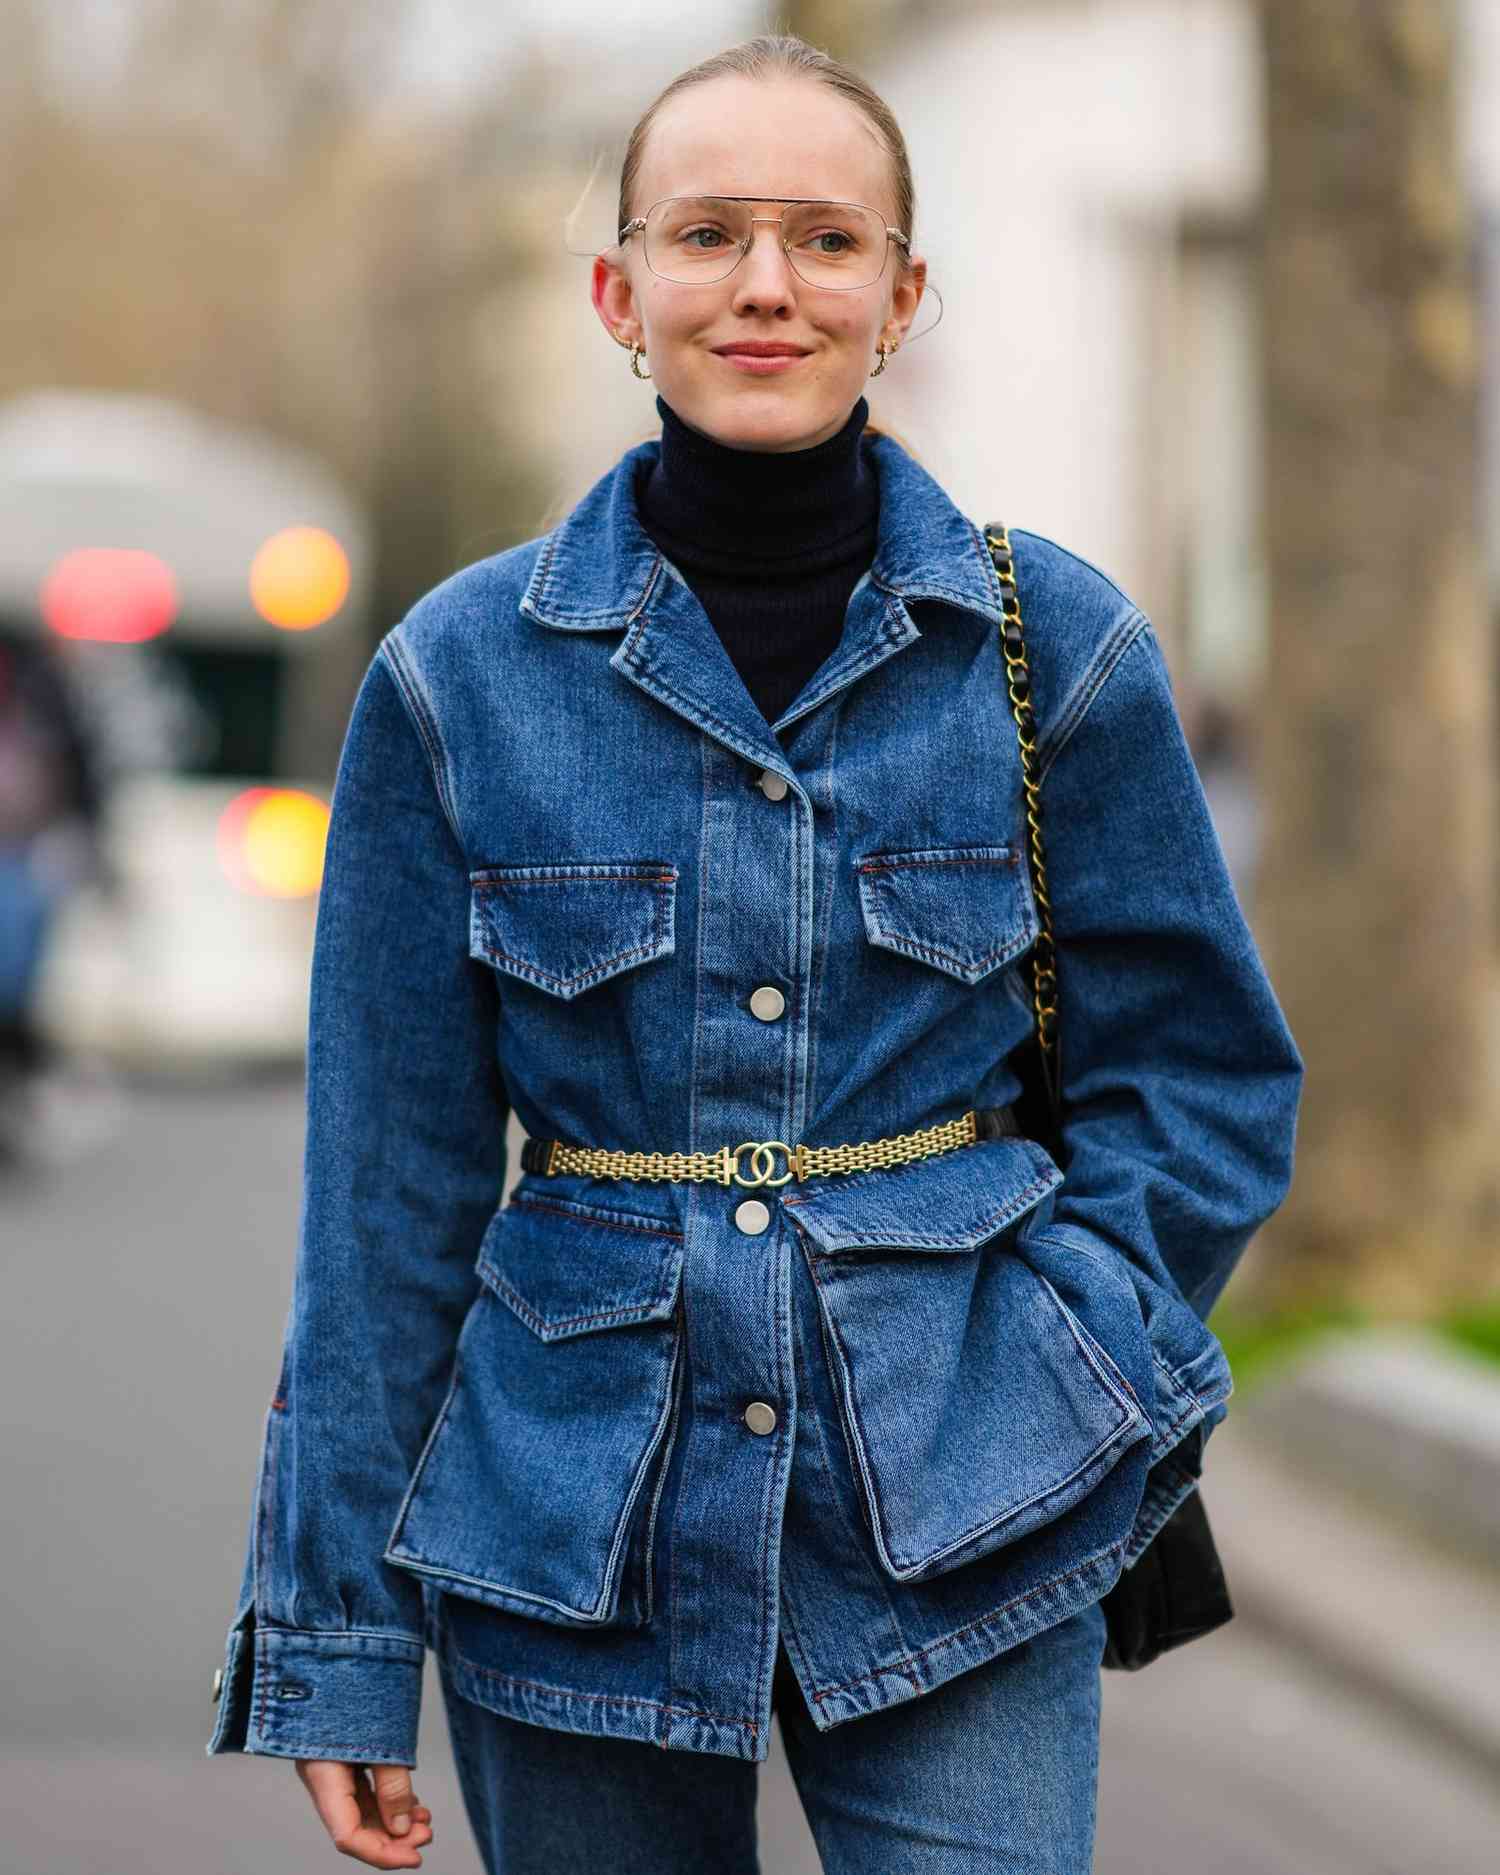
[983,521,1235,1672]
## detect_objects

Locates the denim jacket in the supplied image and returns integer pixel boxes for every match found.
[205,430,1303,1767]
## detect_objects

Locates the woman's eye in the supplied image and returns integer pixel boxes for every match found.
[805,230,853,255]
[682,227,728,250]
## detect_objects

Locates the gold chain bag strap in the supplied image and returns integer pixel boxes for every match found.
[983,524,1061,1123]
[982,521,1235,1673]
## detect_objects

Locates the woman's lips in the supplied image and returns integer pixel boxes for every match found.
[714,350,809,374]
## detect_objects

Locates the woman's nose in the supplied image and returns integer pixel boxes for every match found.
[729,222,800,305]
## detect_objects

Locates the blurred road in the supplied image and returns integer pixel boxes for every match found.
[3,1076,1496,1873]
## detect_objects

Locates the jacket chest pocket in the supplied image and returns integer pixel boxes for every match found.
[383,1191,686,1630]
[782,1138,1153,1584]
[468,860,678,999]
[854,843,1036,986]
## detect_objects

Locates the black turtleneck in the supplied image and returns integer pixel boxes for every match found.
[634,392,880,733]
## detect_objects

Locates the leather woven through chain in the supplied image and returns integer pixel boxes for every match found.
[983,522,1061,1112]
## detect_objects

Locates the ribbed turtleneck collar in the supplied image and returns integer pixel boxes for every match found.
[636,392,877,571]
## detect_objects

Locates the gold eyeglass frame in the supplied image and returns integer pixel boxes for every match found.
[616,193,911,290]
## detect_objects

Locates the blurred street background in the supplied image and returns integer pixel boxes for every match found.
[4,1,1500,1870]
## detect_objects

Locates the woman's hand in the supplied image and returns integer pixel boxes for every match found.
[295,1759,435,1867]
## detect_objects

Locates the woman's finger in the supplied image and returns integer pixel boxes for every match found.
[295,1759,430,1867]
[353,1770,434,1861]
[370,1762,416,1837]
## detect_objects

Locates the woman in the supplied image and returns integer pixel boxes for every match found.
[0,632,106,1169]
[205,33,1304,1874]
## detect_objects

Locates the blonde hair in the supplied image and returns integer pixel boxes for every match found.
[616,33,919,301]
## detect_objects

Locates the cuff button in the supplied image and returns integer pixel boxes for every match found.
[211,1666,225,1703]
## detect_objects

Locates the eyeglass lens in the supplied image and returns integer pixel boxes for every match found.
[643,197,889,288]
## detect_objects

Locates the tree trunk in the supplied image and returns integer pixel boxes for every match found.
[1252,0,1499,1310]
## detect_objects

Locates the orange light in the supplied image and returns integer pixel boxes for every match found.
[40,548,178,641]
[218,787,330,898]
[249,525,351,630]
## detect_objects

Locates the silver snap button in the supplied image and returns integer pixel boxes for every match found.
[211,1666,225,1703]
[749,986,785,1022]
[757,770,789,801]
[734,1198,771,1234]
[743,1401,778,1435]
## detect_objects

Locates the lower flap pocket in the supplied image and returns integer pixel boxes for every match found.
[1014,1217,1235,1471]
[383,1193,685,1629]
[782,1134,1153,1583]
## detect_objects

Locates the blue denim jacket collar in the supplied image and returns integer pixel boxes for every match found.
[520,431,1008,773]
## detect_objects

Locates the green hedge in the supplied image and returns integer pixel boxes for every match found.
[1207,1300,1369,1398]
[1436,1304,1500,1367]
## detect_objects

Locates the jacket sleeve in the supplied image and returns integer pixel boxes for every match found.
[205,641,510,1765]
[1016,611,1304,1539]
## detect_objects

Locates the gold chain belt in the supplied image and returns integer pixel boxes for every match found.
[517,1104,1021,1190]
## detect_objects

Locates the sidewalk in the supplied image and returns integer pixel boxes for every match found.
[1204,1329,1500,1783]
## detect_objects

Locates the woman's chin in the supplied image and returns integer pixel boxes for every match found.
[681,387,850,452]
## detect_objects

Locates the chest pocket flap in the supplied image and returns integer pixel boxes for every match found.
[854,843,1036,985]
[468,860,677,999]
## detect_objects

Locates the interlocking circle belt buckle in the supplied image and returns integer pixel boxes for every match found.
[730,1139,797,1189]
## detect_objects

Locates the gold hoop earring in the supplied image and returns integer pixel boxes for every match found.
[629,341,652,381]
[870,339,897,379]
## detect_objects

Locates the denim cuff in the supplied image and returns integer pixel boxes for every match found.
[205,1620,425,1766]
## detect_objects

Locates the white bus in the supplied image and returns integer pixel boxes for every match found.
[0,389,373,1070]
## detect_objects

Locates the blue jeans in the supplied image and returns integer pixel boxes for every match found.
[435,1596,1107,1873]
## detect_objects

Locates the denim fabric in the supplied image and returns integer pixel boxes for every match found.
[436,1604,1108,1874]
[205,429,1304,1770]
[0,844,57,1017]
